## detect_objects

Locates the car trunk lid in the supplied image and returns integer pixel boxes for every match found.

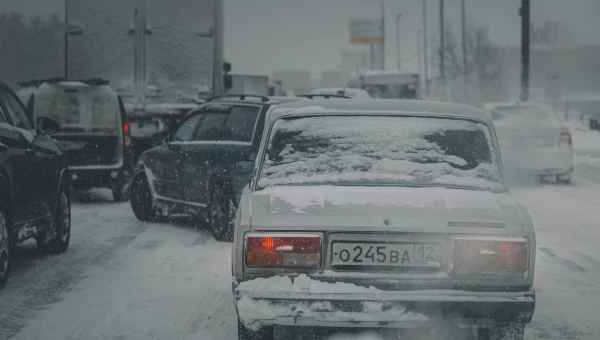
[249,186,523,234]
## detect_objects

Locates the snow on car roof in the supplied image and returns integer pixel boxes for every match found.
[270,99,493,124]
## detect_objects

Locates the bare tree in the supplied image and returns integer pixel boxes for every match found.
[432,23,507,103]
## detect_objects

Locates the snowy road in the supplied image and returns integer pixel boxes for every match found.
[1,167,600,340]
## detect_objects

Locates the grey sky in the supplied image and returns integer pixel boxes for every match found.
[2,0,600,77]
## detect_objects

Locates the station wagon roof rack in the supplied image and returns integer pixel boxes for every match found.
[298,94,351,99]
[17,78,110,88]
[207,94,270,103]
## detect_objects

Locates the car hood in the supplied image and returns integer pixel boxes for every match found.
[248,186,525,234]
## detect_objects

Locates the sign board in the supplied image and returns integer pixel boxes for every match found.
[349,19,382,45]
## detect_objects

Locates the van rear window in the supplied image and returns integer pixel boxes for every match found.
[35,93,119,132]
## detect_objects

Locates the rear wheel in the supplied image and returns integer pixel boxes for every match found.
[238,318,273,340]
[478,324,525,340]
[130,172,156,222]
[208,182,235,242]
[0,207,11,288]
[37,189,71,254]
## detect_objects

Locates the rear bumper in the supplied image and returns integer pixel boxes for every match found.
[234,286,536,329]
[501,147,573,175]
[70,166,132,189]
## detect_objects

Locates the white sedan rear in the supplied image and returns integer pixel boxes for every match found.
[483,102,574,183]
[232,99,536,340]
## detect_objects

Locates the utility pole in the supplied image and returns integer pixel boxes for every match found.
[439,0,444,76]
[422,0,429,96]
[417,30,423,95]
[64,0,69,78]
[380,0,385,70]
[396,13,402,69]
[520,0,531,101]
[134,0,147,107]
[461,0,468,79]
[369,44,375,70]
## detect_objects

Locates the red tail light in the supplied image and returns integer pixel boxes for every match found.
[452,237,527,273]
[123,123,132,147]
[245,234,321,268]
[559,127,572,147]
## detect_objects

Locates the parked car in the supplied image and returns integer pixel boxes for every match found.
[127,103,200,162]
[17,79,134,201]
[0,82,71,289]
[129,95,303,241]
[232,99,537,340]
[482,102,574,183]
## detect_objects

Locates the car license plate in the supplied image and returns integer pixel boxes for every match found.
[331,243,440,267]
[130,122,159,137]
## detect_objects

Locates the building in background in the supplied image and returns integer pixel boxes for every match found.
[272,70,311,96]
[340,49,371,76]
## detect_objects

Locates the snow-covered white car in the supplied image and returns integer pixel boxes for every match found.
[232,99,537,340]
[482,102,574,183]
[308,87,371,99]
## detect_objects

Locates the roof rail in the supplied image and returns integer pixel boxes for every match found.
[17,78,110,88]
[207,94,270,102]
[298,94,351,99]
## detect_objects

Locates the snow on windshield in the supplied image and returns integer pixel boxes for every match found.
[258,115,503,191]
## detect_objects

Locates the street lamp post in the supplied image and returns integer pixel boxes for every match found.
[417,30,423,95]
[440,0,444,76]
[396,13,402,69]
[422,0,429,96]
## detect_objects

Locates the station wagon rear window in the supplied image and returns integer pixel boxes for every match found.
[258,115,503,191]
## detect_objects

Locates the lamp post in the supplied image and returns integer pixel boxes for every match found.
[417,30,423,95]
[396,13,402,69]
[440,0,444,76]
[422,0,429,96]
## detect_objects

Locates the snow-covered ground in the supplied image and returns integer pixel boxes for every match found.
[1,134,600,339]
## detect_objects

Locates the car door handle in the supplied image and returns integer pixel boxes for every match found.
[25,148,36,157]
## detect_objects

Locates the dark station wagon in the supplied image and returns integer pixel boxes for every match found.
[129,95,303,241]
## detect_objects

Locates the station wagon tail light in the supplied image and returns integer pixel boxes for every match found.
[559,127,572,147]
[123,123,132,147]
[245,234,321,268]
[452,237,527,273]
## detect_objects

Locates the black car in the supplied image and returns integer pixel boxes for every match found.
[0,82,71,288]
[129,95,301,241]
[18,79,134,201]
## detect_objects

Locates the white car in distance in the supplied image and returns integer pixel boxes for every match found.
[232,99,536,340]
[482,102,574,184]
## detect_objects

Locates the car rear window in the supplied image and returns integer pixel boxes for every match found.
[34,93,119,132]
[219,106,260,143]
[258,115,503,191]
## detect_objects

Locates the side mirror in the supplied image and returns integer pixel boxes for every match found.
[235,161,255,174]
[37,116,60,135]
[151,131,170,146]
